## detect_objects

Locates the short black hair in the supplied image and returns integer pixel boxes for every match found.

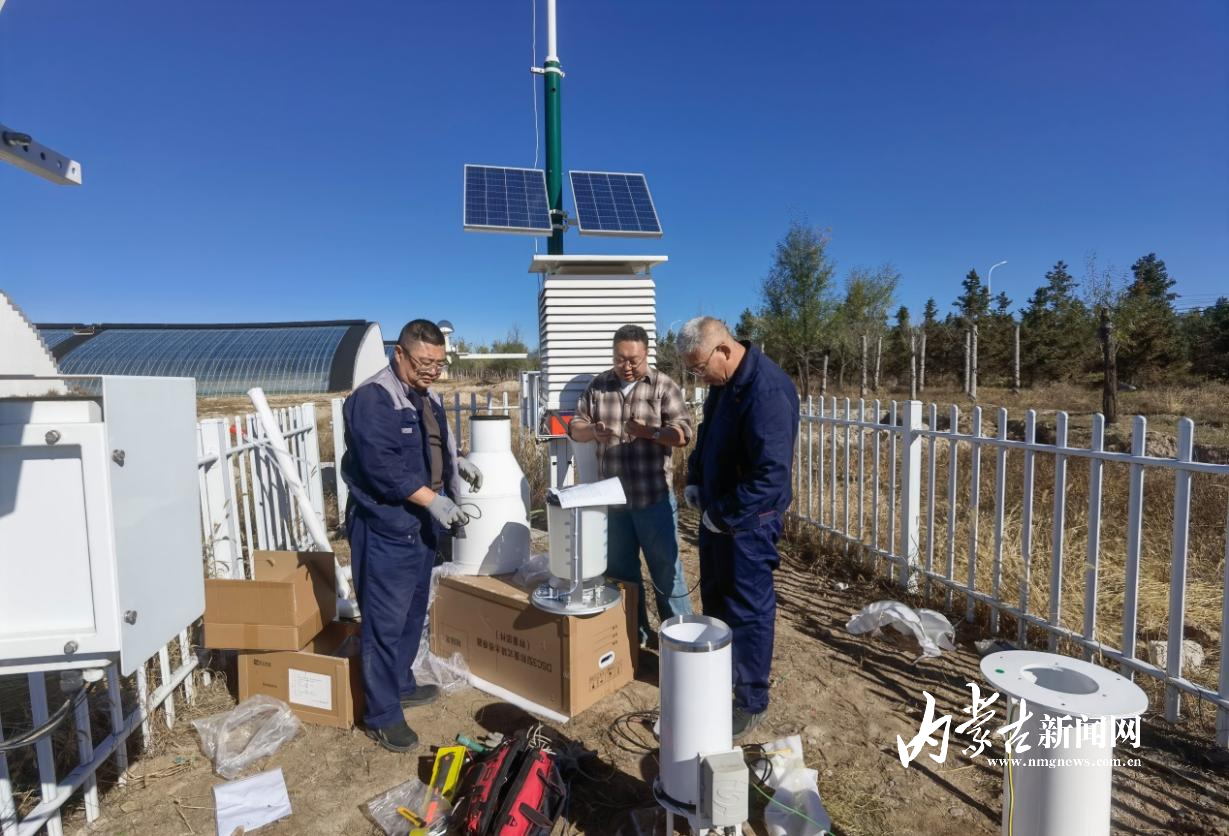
[399,319,445,348]
[612,324,649,348]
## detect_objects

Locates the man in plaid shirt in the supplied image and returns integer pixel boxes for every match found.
[568,324,695,646]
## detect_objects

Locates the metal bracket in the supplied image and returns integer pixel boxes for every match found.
[0,122,83,185]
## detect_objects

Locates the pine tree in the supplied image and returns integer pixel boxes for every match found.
[1116,253,1184,384]
[1020,260,1095,384]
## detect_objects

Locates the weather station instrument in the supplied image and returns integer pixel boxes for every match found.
[461,0,667,618]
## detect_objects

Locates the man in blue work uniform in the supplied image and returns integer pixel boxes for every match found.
[341,319,483,752]
[678,316,799,740]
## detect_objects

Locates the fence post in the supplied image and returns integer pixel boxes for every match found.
[919,330,927,392]
[330,398,349,525]
[1165,419,1195,722]
[199,418,241,578]
[302,403,325,526]
[908,331,917,400]
[1013,323,1021,393]
[898,401,922,593]
[820,353,828,397]
[860,335,868,398]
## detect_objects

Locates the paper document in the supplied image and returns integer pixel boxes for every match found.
[288,668,333,711]
[548,477,626,509]
[214,768,292,836]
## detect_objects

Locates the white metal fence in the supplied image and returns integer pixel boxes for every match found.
[788,396,1229,748]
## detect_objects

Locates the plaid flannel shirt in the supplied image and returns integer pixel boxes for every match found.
[571,367,693,509]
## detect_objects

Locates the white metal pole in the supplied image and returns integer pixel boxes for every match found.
[988,260,1007,298]
[546,0,558,61]
[249,388,357,612]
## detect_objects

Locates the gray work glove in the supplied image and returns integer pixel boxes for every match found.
[701,510,725,534]
[457,456,483,492]
[428,494,470,528]
[683,485,701,509]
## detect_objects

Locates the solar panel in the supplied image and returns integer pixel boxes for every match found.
[463,165,553,235]
[569,171,662,237]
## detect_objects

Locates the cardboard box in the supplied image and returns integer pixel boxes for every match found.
[238,621,364,729]
[204,551,336,651]
[430,574,638,718]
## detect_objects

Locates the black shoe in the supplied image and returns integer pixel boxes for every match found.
[399,684,440,709]
[732,706,765,741]
[365,719,419,753]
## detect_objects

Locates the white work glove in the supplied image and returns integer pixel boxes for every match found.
[428,495,470,528]
[683,485,701,509]
[457,456,483,492]
[701,510,724,534]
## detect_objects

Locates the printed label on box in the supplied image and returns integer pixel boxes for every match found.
[288,668,333,711]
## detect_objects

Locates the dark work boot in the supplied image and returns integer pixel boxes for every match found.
[732,706,765,741]
[399,684,441,709]
[365,718,419,753]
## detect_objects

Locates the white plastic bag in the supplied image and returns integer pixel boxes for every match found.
[192,695,301,779]
[512,552,551,589]
[764,767,832,836]
[846,600,956,660]
[412,564,471,695]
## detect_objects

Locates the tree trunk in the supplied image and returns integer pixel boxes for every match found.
[839,358,846,388]
[919,331,927,391]
[909,330,917,400]
[821,353,829,397]
[860,334,868,398]
[970,325,979,400]
[1013,323,1021,394]
[800,355,811,400]
[1100,310,1118,424]
[874,335,882,391]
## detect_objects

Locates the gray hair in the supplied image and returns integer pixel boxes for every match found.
[676,316,731,357]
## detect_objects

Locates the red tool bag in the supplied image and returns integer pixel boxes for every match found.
[454,728,566,836]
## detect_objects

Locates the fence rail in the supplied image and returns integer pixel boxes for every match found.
[789,396,1229,748]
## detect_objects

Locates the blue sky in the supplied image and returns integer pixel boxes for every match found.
[2,1,1226,347]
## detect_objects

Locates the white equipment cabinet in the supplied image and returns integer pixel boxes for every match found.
[0,375,204,675]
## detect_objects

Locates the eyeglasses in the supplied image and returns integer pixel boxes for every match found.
[403,351,447,373]
[686,346,718,378]
[613,355,646,368]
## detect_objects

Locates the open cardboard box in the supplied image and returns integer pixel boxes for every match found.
[204,551,336,651]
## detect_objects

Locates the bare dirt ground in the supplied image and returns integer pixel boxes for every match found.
[66,508,1229,836]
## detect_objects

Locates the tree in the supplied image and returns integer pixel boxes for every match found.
[1020,260,1095,385]
[1115,253,1184,384]
[922,297,939,328]
[1182,298,1229,381]
[830,265,898,392]
[954,269,991,324]
[757,222,840,398]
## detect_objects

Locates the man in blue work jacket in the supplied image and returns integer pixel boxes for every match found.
[341,319,483,752]
[678,316,799,740]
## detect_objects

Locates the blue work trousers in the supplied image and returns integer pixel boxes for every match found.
[347,509,434,729]
[605,493,693,645]
[697,513,782,714]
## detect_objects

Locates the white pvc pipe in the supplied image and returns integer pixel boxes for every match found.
[248,388,356,613]
[546,0,558,61]
[981,650,1147,836]
[454,415,530,575]
[659,615,733,808]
